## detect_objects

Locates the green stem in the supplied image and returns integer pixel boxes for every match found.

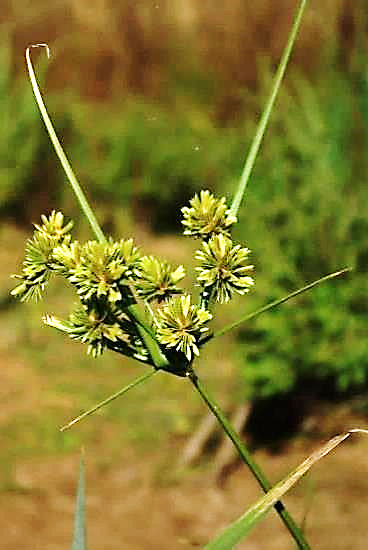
[60,369,156,431]
[127,303,169,369]
[188,368,310,549]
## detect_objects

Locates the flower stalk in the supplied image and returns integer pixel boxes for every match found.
[188,368,310,549]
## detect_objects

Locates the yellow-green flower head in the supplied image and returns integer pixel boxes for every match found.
[137,256,185,302]
[156,294,212,361]
[64,238,141,303]
[34,210,73,239]
[44,307,130,358]
[196,234,254,303]
[11,212,73,302]
[181,190,237,239]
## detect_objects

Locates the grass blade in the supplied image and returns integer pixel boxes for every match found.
[212,268,350,340]
[205,429,368,549]
[72,453,87,550]
[25,44,106,243]
[230,0,307,216]
[60,369,156,431]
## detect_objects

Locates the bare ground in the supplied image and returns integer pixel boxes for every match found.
[1,428,367,550]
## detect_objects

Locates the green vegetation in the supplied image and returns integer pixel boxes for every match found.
[233,69,367,399]
[0,35,45,216]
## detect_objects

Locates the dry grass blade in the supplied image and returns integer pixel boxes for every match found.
[205,429,368,549]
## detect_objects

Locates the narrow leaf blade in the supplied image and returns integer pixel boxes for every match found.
[60,369,156,432]
[214,268,350,339]
[72,453,87,550]
[25,44,106,243]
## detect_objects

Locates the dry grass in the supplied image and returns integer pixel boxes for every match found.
[6,0,367,106]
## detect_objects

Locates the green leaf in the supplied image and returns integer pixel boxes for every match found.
[72,453,87,550]
[205,429,368,549]
[230,0,307,217]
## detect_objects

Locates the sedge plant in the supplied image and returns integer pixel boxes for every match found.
[11,1,351,547]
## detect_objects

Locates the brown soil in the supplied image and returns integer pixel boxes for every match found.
[1,431,367,550]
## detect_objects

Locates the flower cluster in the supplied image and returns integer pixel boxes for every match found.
[137,256,185,302]
[156,294,212,361]
[11,212,187,363]
[43,308,127,358]
[43,305,148,360]
[11,211,73,302]
[12,191,254,370]
[53,238,141,304]
[195,234,254,303]
[181,190,237,239]
[180,190,254,307]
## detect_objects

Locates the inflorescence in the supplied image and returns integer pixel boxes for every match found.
[12,191,254,373]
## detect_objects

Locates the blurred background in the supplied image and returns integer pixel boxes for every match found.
[1,1,367,548]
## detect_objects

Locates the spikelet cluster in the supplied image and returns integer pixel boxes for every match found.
[12,191,254,371]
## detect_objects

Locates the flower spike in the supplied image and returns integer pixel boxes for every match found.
[57,238,141,304]
[156,294,212,361]
[35,210,74,238]
[181,190,237,239]
[196,234,254,304]
[137,256,185,302]
[11,211,73,302]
